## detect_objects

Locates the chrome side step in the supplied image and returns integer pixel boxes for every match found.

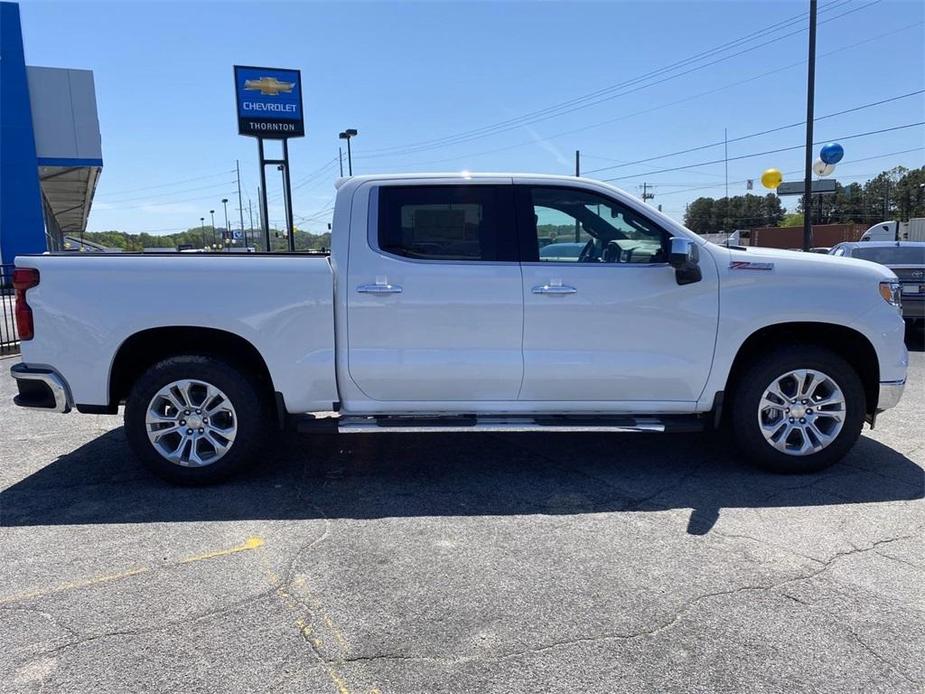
[334,414,684,435]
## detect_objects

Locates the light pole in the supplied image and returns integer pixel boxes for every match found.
[222,198,230,246]
[200,217,206,249]
[338,129,358,176]
[801,0,817,251]
[209,209,216,246]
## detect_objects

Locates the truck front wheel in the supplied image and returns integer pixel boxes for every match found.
[730,346,865,473]
[124,355,270,484]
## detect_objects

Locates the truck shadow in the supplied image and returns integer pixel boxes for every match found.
[1,428,921,535]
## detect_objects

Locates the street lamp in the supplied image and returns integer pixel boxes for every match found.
[338,128,358,176]
[200,217,206,249]
[222,199,230,246]
[209,209,216,245]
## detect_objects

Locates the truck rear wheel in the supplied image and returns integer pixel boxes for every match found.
[124,355,271,484]
[730,346,865,473]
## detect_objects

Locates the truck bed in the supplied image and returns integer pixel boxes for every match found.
[14,253,338,412]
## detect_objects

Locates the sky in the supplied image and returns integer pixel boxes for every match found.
[16,0,925,235]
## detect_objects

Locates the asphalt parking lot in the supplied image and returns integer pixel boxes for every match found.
[1,344,923,694]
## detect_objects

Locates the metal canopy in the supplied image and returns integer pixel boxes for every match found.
[38,163,101,235]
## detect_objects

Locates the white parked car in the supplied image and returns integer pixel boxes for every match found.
[10,174,908,483]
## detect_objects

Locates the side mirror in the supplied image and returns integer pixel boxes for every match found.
[668,237,702,285]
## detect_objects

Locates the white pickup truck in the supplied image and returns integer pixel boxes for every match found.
[10,174,908,483]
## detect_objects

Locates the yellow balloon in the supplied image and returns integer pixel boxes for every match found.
[761,168,783,189]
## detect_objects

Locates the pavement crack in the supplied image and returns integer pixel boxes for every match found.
[489,533,921,676]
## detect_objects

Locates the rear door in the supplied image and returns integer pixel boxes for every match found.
[515,182,718,405]
[345,182,524,402]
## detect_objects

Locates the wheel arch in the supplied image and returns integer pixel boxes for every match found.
[106,326,281,420]
[725,322,880,416]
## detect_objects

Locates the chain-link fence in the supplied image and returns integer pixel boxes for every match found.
[0,265,20,355]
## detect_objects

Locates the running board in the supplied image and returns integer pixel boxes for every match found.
[323,414,705,435]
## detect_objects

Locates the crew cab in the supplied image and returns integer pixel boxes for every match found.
[10,174,908,483]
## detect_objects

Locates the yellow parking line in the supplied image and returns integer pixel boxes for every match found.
[177,536,265,564]
[0,537,266,605]
[0,567,148,605]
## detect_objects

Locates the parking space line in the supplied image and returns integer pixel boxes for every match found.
[0,536,266,605]
[177,536,265,564]
[0,567,148,606]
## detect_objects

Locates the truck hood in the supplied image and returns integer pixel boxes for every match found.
[724,245,897,281]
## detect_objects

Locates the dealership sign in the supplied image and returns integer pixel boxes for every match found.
[233,65,304,138]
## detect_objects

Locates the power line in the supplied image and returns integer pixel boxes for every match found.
[601,122,925,182]
[268,157,339,203]
[96,179,239,204]
[105,188,238,211]
[649,148,924,198]
[96,169,235,198]
[584,89,925,175]
[359,19,921,170]
[359,0,875,157]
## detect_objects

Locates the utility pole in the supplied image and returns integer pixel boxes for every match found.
[575,150,580,177]
[801,0,818,251]
[724,128,729,200]
[236,160,247,249]
[641,182,655,203]
[248,199,254,239]
[724,128,730,232]
[338,147,344,177]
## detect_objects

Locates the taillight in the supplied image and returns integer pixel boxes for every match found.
[12,267,39,341]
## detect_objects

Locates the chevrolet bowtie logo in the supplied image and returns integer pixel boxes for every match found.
[243,76,295,96]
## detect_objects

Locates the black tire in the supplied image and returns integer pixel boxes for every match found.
[124,355,272,484]
[730,345,865,474]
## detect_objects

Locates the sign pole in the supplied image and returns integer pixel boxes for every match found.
[234,65,304,253]
[258,138,271,252]
[282,139,296,252]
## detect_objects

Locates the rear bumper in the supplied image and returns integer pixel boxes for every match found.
[877,378,905,412]
[10,363,72,413]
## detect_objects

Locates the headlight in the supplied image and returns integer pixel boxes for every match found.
[879,280,902,309]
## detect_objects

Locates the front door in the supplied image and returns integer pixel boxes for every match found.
[516,182,718,405]
[346,182,524,402]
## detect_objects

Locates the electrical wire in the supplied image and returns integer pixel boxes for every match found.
[359,0,875,157]
[359,19,922,170]
[601,122,925,182]
[654,147,924,198]
[584,90,925,175]
[96,169,235,198]
[96,179,239,205]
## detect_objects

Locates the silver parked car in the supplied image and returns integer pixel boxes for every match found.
[830,241,925,326]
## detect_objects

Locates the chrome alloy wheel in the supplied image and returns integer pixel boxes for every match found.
[145,379,238,467]
[758,368,846,456]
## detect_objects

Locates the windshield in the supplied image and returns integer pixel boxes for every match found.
[850,246,925,264]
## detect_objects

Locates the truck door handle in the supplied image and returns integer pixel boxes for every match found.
[357,283,403,294]
[532,284,577,295]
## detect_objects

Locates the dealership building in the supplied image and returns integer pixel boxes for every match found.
[0,1,103,266]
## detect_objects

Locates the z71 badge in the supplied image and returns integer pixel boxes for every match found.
[730,261,774,271]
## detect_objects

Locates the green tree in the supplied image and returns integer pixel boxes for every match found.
[684,197,715,234]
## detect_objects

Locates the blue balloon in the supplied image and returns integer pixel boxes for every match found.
[820,142,844,165]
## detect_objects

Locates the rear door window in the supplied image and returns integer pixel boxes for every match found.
[377,185,517,262]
